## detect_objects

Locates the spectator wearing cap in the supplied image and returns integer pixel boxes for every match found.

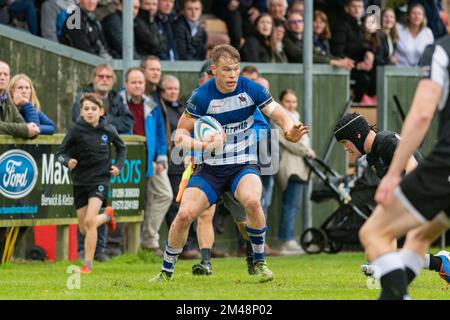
[173,0,207,61]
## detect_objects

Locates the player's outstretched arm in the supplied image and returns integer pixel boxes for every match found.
[261,101,309,143]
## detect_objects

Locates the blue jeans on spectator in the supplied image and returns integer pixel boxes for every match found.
[77,223,107,256]
[8,0,38,35]
[279,179,305,241]
[261,175,274,219]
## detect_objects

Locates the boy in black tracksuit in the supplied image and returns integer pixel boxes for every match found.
[56,93,126,273]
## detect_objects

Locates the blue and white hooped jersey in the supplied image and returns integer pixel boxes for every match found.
[186,76,273,165]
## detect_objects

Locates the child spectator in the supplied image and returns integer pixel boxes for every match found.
[56,92,126,273]
[8,73,56,135]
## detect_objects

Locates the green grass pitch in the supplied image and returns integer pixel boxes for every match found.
[0,249,449,300]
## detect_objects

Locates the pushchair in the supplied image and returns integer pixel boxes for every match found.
[300,156,380,254]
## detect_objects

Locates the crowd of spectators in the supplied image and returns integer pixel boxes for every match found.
[0,0,447,102]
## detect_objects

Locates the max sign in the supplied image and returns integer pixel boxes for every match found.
[0,149,38,199]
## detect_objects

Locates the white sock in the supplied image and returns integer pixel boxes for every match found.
[399,249,425,277]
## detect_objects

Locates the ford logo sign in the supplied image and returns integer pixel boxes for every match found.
[0,149,38,199]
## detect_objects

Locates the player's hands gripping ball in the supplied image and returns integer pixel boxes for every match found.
[194,116,226,152]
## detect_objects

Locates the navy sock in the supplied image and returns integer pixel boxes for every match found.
[429,255,443,272]
[379,269,409,300]
[200,248,211,264]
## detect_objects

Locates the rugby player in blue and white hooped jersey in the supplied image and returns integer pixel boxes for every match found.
[152,44,308,283]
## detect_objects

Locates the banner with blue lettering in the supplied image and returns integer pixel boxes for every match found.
[0,138,146,220]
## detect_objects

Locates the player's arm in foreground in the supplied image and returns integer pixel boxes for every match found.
[375,79,442,206]
[260,100,309,143]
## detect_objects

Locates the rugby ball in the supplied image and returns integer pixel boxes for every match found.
[194,115,224,142]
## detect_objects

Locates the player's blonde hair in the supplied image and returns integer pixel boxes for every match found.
[210,44,240,65]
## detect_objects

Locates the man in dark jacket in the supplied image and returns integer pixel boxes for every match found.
[102,0,140,58]
[60,0,112,59]
[155,0,179,61]
[0,61,39,139]
[330,0,374,102]
[173,0,207,61]
[135,0,167,58]
[72,64,134,135]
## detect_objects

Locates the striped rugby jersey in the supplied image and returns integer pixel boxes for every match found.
[185,76,273,165]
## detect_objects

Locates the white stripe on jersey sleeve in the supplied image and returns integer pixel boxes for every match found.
[431,45,449,87]
[432,45,450,111]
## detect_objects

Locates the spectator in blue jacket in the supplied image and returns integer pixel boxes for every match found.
[8,73,55,135]
[122,67,171,257]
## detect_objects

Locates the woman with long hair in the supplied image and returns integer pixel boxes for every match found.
[395,3,434,66]
[313,10,332,56]
[8,73,56,135]
[240,13,274,62]
[381,7,399,65]
[275,89,315,255]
